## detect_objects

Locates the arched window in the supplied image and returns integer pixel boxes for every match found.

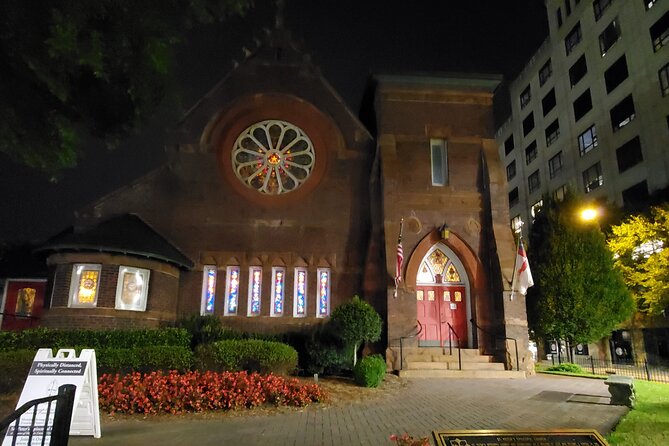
[416,247,464,285]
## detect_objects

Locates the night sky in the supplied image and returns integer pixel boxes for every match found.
[0,0,548,244]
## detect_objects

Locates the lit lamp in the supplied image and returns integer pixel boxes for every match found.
[440,224,450,239]
[580,207,599,222]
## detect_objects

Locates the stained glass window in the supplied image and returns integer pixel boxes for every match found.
[416,262,434,283]
[454,291,462,302]
[445,264,460,282]
[317,268,330,317]
[115,266,150,312]
[69,264,101,308]
[248,267,262,316]
[294,268,307,317]
[225,266,240,315]
[232,120,315,195]
[201,266,217,315]
[271,267,285,316]
[16,288,36,316]
[428,249,448,276]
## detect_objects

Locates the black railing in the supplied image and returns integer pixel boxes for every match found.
[0,384,76,446]
[548,355,669,384]
[399,320,423,371]
[446,322,462,371]
[471,319,519,371]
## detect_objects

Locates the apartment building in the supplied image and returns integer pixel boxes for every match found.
[497,0,669,236]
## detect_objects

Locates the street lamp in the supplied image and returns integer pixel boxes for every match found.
[580,207,599,222]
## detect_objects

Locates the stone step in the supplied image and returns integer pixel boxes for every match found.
[406,361,506,371]
[402,347,484,357]
[405,354,495,363]
[398,369,527,379]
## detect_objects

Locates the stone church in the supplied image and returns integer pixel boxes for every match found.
[34,23,530,373]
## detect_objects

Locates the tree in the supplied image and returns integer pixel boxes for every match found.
[0,0,251,172]
[608,205,669,316]
[330,295,383,367]
[527,194,634,351]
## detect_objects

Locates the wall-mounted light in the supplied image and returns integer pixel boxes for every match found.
[440,224,450,240]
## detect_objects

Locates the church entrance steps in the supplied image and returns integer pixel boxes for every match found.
[405,361,506,371]
[398,369,527,379]
[405,354,496,363]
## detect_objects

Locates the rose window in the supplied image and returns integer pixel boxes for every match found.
[232,120,315,195]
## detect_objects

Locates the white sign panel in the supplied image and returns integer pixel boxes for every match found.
[3,349,101,445]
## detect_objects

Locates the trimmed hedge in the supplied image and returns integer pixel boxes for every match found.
[353,354,386,387]
[195,339,298,375]
[546,362,584,374]
[0,327,190,351]
[97,346,193,373]
[0,349,35,393]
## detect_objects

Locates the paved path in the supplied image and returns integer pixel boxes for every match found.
[71,375,627,446]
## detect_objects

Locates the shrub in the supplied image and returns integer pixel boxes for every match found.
[353,354,386,387]
[0,327,190,351]
[97,370,327,414]
[546,363,584,374]
[97,346,193,373]
[330,295,383,366]
[0,349,35,393]
[195,339,298,375]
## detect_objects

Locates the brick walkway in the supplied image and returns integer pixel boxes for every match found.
[70,375,627,446]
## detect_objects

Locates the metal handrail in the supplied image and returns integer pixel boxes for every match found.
[470,318,519,371]
[445,322,462,370]
[399,320,423,371]
[0,384,76,446]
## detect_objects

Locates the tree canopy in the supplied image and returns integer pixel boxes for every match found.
[608,205,669,316]
[330,295,383,366]
[0,0,251,172]
[527,194,633,344]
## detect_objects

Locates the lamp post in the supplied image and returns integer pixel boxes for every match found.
[580,206,599,222]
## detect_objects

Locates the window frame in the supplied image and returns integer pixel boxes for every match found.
[604,55,629,94]
[593,0,613,21]
[293,267,308,317]
[539,59,553,86]
[583,162,604,193]
[523,113,535,136]
[520,85,532,109]
[528,170,541,194]
[509,187,519,208]
[565,22,583,55]
[316,268,331,318]
[200,265,217,316]
[506,160,517,181]
[525,141,538,165]
[549,152,563,179]
[68,263,102,308]
[114,266,150,312]
[616,136,644,173]
[650,10,669,52]
[599,18,622,56]
[569,54,588,87]
[542,89,557,116]
[430,139,448,186]
[578,125,598,156]
[224,266,240,316]
[545,119,560,147]
[270,267,286,317]
[247,266,263,316]
[610,95,636,132]
[659,63,669,97]
[573,89,593,122]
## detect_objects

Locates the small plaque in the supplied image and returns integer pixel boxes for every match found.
[450,303,457,310]
[433,429,609,446]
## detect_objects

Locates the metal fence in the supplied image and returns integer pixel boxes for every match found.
[549,355,669,384]
[0,384,76,446]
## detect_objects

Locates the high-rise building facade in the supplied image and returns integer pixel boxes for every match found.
[497,0,669,236]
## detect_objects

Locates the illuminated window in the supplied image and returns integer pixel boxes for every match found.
[316,268,330,317]
[293,268,307,317]
[416,290,424,301]
[271,267,285,317]
[248,267,262,316]
[578,125,598,156]
[69,264,101,308]
[232,120,315,195]
[115,266,150,311]
[445,264,460,282]
[201,266,217,316]
[531,200,544,218]
[224,266,240,316]
[511,215,524,233]
[583,162,604,193]
[15,288,36,316]
[417,262,434,283]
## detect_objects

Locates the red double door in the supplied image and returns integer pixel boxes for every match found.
[1,280,46,331]
[416,285,467,347]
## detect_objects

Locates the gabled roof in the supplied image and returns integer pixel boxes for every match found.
[37,214,193,269]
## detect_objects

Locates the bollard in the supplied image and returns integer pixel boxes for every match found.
[313,373,318,383]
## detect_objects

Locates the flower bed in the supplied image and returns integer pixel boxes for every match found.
[98,370,327,414]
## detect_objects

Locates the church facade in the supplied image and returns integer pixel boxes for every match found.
[37,30,531,372]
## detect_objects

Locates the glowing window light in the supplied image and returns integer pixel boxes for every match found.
[225,266,240,315]
[69,264,101,308]
[271,267,285,316]
[317,268,330,317]
[294,268,307,317]
[201,266,217,315]
[248,267,262,316]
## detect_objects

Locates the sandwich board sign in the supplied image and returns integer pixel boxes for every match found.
[3,349,101,445]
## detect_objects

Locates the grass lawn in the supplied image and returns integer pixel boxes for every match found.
[607,380,669,446]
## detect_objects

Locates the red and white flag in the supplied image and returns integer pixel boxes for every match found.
[512,239,534,298]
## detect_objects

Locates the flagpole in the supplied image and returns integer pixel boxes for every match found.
[510,235,521,301]
[394,218,404,298]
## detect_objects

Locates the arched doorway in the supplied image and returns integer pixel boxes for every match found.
[416,243,471,347]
